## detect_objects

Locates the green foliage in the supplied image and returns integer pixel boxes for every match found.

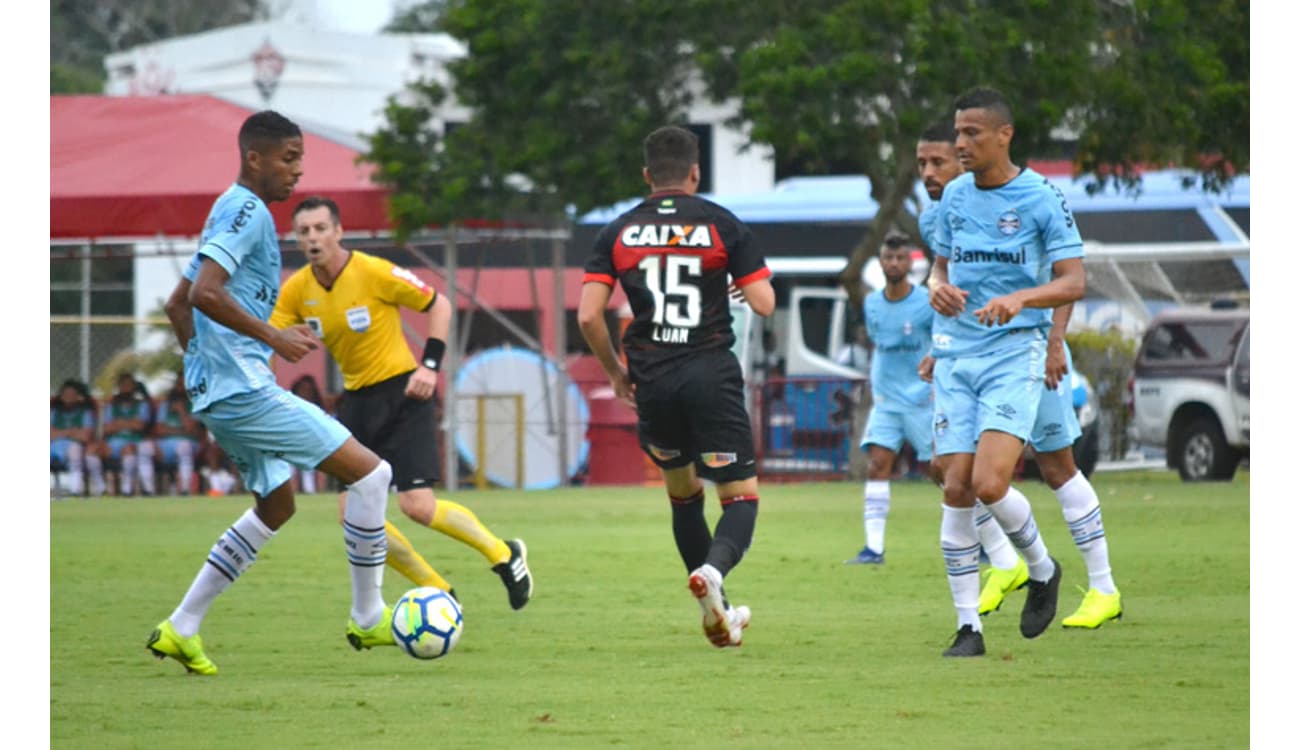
[51,476,1249,747]
[51,63,104,94]
[51,0,267,75]
[1075,0,1249,195]
[363,0,1248,269]
[1068,327,1141,457]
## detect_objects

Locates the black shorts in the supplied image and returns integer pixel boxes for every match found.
[633,348,757,483]
[335,371,440,491]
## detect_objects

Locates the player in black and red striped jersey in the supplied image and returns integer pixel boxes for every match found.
[578,125,776,648]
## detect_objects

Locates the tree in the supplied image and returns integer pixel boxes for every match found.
[50,0,268,93]
[363,0,728,236]
[694,0,1247,305]
[692,0,1104,307]
[363,0,1248,302]
[1074,0,1249,194]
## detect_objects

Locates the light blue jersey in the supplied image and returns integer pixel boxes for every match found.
[864,285,933,411]
[918,203,940,251]
[181,183,283,412]
[930,168,1084,358]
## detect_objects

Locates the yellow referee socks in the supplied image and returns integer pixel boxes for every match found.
[431,500,511,565]
[384,520,453,592]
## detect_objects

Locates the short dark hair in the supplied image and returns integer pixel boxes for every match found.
[238,110,302,156]
[643,126,699,186]
[293,195,341,224]
[919,120,956,144]
[953,87,1014,127]
[882,230,914,252]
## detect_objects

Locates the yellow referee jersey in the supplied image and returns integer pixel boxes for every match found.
[271,251,437,391]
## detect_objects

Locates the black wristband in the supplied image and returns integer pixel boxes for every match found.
[421,338,447,371]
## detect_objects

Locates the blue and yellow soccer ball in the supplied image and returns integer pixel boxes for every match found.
[391,587,463,660]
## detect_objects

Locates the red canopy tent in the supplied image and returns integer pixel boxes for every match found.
[51,94,392,239]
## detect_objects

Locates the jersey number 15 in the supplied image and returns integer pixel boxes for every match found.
[639,255,701,328]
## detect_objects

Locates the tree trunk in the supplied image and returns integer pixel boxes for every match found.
[838,147,920,310]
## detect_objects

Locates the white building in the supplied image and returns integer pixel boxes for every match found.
[103,21,775,194]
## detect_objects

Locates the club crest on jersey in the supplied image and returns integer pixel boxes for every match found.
[997,211,1021,235]
[620,224,712,248]
[700,452,737,468]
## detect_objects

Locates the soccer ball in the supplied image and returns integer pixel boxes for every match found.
[391,587,463,660]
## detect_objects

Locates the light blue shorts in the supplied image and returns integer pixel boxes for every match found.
[158,436,202,464]
[932,335,1045,456]
[105,436,146,459]
[861,406,934,461]
[195,386,350,497]
[1029,378,1082,453]
[51,438,82,464]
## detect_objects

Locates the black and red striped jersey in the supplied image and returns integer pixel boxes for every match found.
[583,190,771,378]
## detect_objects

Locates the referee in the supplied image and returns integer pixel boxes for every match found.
[272,196,532,610]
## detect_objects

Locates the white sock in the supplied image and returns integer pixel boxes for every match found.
[343,460,392,629]
[301,469,317,494]
[170,508,276,637]
[863,480,890,552]
[176,442,195,495]
[86,454,105,495]
[940,505,982,631]
[1055,471,1117,594]
[121,454,137,495]
[138,442,157,495]
[974,500,1020,569]
[64,443,85,495]
[985,486,1054,581]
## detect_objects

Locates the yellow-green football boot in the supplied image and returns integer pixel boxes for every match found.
[1062,588,1123,629]
[346,606,396,650]
[146,620,218,675]
[978,556,1030,616]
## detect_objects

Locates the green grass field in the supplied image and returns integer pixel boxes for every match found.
[50,470,1248,749]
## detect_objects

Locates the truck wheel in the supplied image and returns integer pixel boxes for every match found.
[1176,417,1239,481]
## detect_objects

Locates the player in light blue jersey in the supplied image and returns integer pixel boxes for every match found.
[915,120,964,253]
[145,111,398,676]
[846,233,935,565]
[925,87,1086,657]
[918,116,1122,633]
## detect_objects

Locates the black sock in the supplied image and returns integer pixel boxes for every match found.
[671,490,712,573]
[706,496,758,578]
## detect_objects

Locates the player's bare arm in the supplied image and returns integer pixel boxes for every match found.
[926,256,969,317]
[406,291,451,401]
[974,257,1085,327]
[189,257,319,363]
[738,277,776,317]
[164,277,196,350]
[577,281,635,409]
[1044,302,1075,389]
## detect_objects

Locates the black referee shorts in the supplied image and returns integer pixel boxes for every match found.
[633,348,757,483]
[335,371,440,491]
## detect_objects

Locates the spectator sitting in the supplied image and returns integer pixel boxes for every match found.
[98,372,158,496]
[50,378,106,497]
[153,373,205,496]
